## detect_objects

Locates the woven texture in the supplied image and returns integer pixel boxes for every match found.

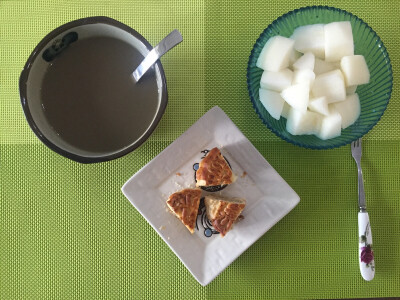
[1,0,399,299]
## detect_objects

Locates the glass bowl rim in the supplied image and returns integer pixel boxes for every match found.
[246,5,393,149]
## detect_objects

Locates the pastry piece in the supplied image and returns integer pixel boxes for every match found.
[204,195,246,237]
[196,147,236,187]
[166,188,201,234]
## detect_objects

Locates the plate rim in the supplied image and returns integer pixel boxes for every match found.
[122,106,300,285]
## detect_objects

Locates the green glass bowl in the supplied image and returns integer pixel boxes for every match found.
[247,6,393,149]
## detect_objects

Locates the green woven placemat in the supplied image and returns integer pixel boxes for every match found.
[1,0,399,299]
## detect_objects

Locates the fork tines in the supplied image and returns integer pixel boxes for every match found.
[352,138,362,148]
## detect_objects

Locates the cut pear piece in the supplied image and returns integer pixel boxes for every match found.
[286,108,322,135]
[316,111,342,140]
[280,82,310,112]
[314,58,337,75]
[340,55,370,86]
[324,21,354,62]
[260,68,293,92]
[346,85,357,95]
[308,96,330,116]
[281,102,291,119]
[291,24,325,59]
[293,52,315,70]
[312,70,346,103]
[256,36,295,71]
[289,49,302,67]
[331,93,361,129]
[259,89,285,120]
[292,69,315,88]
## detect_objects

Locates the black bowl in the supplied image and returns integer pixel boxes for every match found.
[19,16,168,163]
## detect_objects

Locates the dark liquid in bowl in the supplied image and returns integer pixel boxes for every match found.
[41,36,159,154]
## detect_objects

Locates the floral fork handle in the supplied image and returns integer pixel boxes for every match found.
[352,139,375,281]
[358,212,375,280]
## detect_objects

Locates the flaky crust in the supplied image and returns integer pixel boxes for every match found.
[196,148,235,187]
[166,188,201,234]
[204,196,246,237]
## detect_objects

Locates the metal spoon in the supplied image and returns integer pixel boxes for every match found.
[132,29,183,83]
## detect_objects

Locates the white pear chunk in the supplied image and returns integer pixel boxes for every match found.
[316,111,342,140]
[289,49,302,66]
[292,69,315,88]
[291,24,325,59]
[308,96,330,116]
[324,21,354,62]
[293,52,315,70]
[331,93,361,129]
[314,58,337,75]
[340,55,370,86]
[259,89,285,120]
[346,85,357,95]
[332,61,341,69]
[286,108,322,135]
[260,68,293,92]
[281,102,291,119]
[256,36,295,71]
[312,69,346,103]
[280,82,310,112]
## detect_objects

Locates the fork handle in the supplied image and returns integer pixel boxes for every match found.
[358,212,375,281]
[357,162,366,209]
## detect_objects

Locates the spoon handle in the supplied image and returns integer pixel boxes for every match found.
[133,30,183,82]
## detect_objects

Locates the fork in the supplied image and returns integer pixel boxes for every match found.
[351,138,375,281]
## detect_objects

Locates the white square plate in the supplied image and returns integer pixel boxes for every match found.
[122,106,300,286]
